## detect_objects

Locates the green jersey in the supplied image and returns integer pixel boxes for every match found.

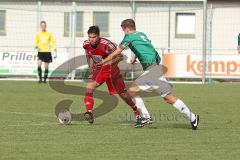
[120,31,161,70]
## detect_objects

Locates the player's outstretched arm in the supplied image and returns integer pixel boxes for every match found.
[107,54,124,65]
[100,46,124,65]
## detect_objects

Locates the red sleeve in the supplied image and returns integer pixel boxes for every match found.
[105,42,117,55]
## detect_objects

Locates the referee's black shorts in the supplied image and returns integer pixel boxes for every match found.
[37,52,52,63]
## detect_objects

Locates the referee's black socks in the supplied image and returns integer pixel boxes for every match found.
[38,67,42,80]
[44,69,49,82]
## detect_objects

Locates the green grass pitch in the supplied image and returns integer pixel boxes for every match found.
[0,81,239,160]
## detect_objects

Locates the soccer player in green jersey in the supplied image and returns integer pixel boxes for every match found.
[99,19,199,129]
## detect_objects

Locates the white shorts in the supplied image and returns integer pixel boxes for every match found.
[134,64,173,97]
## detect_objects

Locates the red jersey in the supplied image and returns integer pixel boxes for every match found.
[83,37,126,95]
[83,37,117,71]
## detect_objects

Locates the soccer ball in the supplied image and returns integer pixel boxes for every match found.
[58,110,72,125]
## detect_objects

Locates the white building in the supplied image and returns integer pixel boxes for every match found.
[0,0,239,78]
[0,0,238,52]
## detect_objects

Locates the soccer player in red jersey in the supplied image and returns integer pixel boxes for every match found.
[83,26,147,127]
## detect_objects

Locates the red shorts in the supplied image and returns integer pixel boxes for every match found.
[91,65,126,95]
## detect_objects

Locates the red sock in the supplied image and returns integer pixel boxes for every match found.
[84,93,94,111]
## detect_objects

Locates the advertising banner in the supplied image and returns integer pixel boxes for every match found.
[163,53,240,79]
[0,51,69,76]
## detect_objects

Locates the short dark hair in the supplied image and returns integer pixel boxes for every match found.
[40,21,46,24]
[88,26,100,35]
[121,19,136,30]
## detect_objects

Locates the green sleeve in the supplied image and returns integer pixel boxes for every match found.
[238,34,240,46]
[119,34,131,48]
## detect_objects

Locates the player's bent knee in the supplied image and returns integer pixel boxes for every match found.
[164,98,173,104]
[127,89,137,98]
[163,94,177,105]
[127,83,140,97]
[85,82,97,92]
